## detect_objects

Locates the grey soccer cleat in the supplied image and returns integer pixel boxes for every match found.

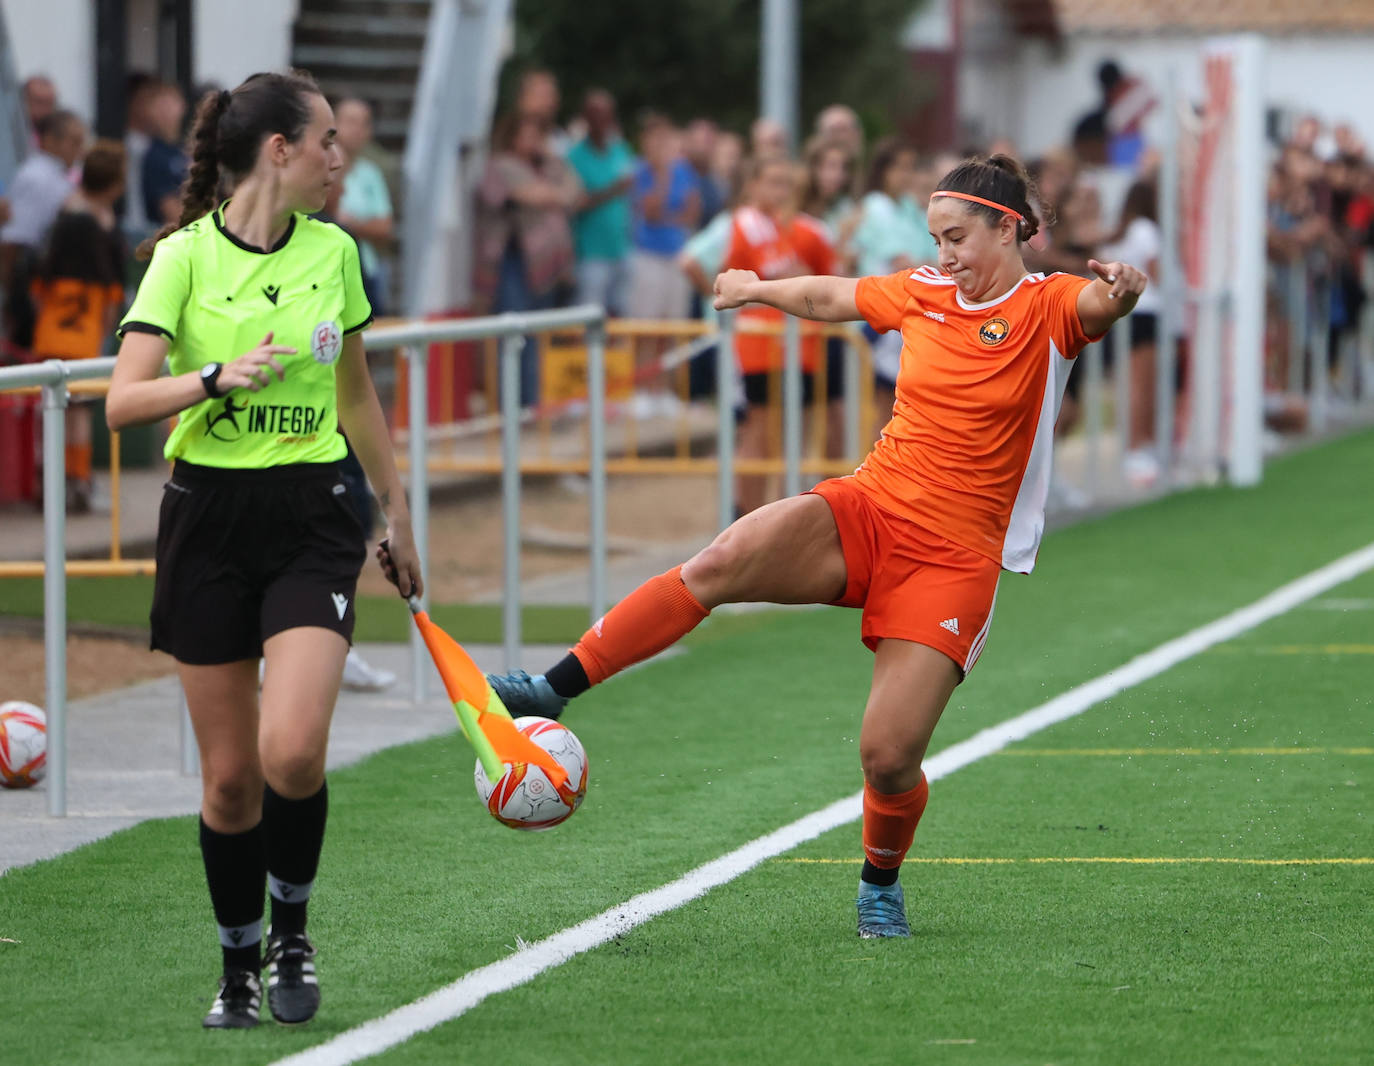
[856,879,911,938]
[486,670,567,720]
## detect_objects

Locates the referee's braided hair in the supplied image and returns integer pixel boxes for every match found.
[934,154,1042,244]
[137,69,320,259]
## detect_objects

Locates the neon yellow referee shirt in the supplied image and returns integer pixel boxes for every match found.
[118,204,374,468]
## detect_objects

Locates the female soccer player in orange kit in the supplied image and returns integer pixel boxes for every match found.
[482,155,1146,938]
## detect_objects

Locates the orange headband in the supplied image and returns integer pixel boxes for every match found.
[931,190,1025,223]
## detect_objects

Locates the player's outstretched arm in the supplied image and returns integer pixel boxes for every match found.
[713,269,861,322]
[1077,258,1147,337]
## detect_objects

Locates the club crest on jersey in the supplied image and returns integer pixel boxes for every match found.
[311,320,342,365]
[978,317,1011,346]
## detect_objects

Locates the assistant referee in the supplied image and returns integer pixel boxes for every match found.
[107,70,422,1030]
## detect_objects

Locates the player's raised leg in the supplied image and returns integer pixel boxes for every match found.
[257,626,348,1025]
[488,493,848,717]
[855,639,960,938]
[181,659,267,1028]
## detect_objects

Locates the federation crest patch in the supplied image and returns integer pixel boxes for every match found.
[311,320,343,365]
[978,317,1011,346]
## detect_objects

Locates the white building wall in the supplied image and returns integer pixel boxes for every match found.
[2,0,95,119]
[984,34,1374,159]
[0,0,298,120]
[192,0,298,93]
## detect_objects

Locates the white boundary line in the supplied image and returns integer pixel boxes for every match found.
[272,542,1374,1066]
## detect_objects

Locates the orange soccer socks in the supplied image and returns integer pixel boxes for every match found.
[860,773,930,886]
[544,566,710,698]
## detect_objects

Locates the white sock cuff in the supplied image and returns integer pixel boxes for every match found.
[268,873,314,904]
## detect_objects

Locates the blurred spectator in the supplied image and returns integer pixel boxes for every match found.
[751,117,788,159]
[722,153,834,513]
[801,136,862,457]
[516,69,569,157]
[566,89,636,316]
[335,98,396,314]
[21,75,57,148]
[30,139,127,512]
[141,82,188,227]
[814,104,864,160]
[121,72,159,244]
[627,113,700,398]
[683,118,723,226]
[851,137,935,431]
[1097,178,1164,484]
[1098,60,1155,169]
[1,109,87,348]
[474,113,581,405]
[711,131,745,208]
[801,135,860,265]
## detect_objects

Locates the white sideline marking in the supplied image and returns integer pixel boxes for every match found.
[271,542,1374,1066]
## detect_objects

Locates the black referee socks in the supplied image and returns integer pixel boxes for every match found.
[199,817,267,973]
[263,781,329,937]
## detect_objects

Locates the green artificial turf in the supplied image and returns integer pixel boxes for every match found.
[1,428,1372,1065]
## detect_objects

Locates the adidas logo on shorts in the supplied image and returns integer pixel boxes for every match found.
[939,618,960,635]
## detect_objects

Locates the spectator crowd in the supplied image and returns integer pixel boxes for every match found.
[4,61,1373,514]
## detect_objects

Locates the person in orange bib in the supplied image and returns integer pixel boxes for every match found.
[489,155,1146,938]
[723,153,835,514]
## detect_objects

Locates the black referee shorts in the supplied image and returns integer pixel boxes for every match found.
[151,461,367,665]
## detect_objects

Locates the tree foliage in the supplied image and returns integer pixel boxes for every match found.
[506,0,923,142]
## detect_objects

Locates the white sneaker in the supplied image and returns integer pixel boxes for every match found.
[341,648,396,692]
[1123,448,1161,487]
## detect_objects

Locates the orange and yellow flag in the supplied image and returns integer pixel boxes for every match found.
[411,610,569,790]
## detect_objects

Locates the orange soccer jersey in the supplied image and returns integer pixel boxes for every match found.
[725,207,835,374]
[851,267,1100,573]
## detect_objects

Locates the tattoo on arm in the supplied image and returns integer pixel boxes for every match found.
[379,490,391,510]
[805,296,816,317]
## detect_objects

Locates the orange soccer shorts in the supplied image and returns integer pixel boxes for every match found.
[809,477,1002,675]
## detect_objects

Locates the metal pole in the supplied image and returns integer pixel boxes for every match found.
[500,333,523,671]
[1113,315,1132,473]
[1311,274,1330,432]
[1083,341,1104,501]
[760,0,799,152]
[1288,259,1307,396]
[717,313,736,531]
[782,317,802,498]
[406,343,429,703]
[1156,66,1181,479]
[844,332,862,460]
[41,376,68,817]
[1225,35,1266,487]
[586,320,608,623]
[180,686,199,777]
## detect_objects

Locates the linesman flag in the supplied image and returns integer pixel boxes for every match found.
[406,597,569,790]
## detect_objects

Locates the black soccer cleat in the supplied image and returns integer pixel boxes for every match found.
[486,670,567,720]
[202,969,262,1029]
[264,932,320,1025]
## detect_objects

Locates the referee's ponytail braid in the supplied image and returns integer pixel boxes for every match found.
[136,70,320,260]
[136,88,231,260]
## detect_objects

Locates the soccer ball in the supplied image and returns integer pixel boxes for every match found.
[474,716,588,830]
[0,701,47,789]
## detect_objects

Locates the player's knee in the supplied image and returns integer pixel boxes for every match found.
[259,745,325,797]
[682,533,746,607]
[202,765,263,827]
[860,743,921,794]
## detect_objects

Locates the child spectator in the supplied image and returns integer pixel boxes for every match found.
[31,139,127,512]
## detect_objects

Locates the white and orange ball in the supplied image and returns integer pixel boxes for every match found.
[474,716,588,830]
[0,701,47,789]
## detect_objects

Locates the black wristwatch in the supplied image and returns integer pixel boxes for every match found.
[200,362,224,398]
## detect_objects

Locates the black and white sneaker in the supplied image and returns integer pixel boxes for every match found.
[202,969,262,1029]
[264,932,320,1025]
